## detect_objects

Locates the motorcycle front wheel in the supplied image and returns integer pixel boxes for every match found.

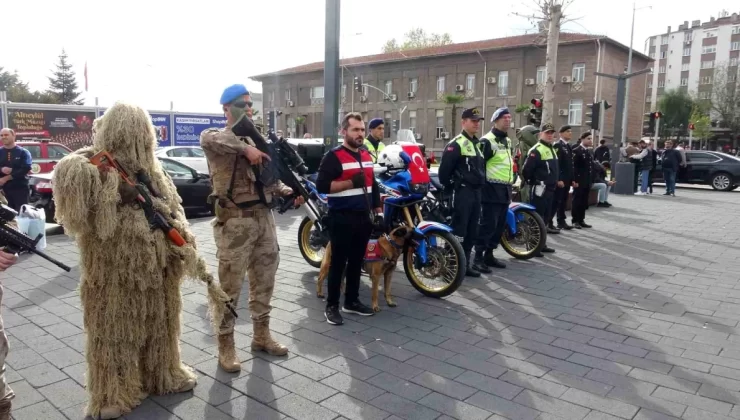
[298,216,326,268]
[501,208,546,260]
[403,230,465,298]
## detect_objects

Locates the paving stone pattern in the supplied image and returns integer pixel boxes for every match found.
[3,189,740,419]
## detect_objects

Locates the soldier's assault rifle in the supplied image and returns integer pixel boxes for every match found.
[89,151,186,247]
[0,205,71,272]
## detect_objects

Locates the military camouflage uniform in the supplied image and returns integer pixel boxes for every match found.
[0,191,14,418]
[200,126,293,370]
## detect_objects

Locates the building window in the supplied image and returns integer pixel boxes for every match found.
[310,86,324,99]
[683,48,691,56]
[362,85,369,97]
[284,89,291,101]
[680,78,688,86]
[410,78,418,93]
[698,91,711,99]
[465,74,475,92]
[341,84,346,100]
[572,63,585,82]
[409,110,417,133]
[436,110,445,138]
[682,63,690,71]
[659,66,666,73]
[701,61,714,69]
[705,31,716,38]
[658,80,665,88]
[384,111,392,138]
[700,76,712,85]
[731,57,738,67]
[702,45,717,54]
[648,81,653,88]
[646,96,652,103]
[660,51,667,59]
[268,91,275,107]
[650,38,656,46]
[568,99,583,126]
[684,31,693,41]
[661,35,669,45]
[497,71,509,96]
[650,52,656,59]
[731,42,740,51]
[536,66,546,84]
[385,81,392,96]
[729,73,737,82]
[361,111,368,122]
[436,76,445,92]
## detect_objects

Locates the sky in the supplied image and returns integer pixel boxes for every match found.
[2,0,738,114]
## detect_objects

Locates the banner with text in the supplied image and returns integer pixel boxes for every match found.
[96,108,172,147]
[8,108,95,150]
[174,115,227,146]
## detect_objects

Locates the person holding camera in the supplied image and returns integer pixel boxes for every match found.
[200,84,303,372]
[316,112,382,326]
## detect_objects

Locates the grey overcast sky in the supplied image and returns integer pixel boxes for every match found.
[2,0,737,113]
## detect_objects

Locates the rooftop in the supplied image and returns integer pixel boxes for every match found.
[250,32,652,80]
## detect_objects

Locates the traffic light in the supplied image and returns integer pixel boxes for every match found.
[392,120,399,132]
[643,112,658,135]
[354,77,362,92]
[529,98,543,126]
[586,102,601,130]
[689,123,695,131]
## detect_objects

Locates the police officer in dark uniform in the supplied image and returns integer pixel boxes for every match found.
[571,131,595,229]
[521,123,558,256]
[550,125,574,232]
[438,107,486,277]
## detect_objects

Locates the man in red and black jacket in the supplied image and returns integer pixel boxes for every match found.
[316,112,382,326]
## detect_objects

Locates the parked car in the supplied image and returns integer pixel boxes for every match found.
[654,150,740,191]
[155,146,209,174]
[30,157,213,224]
[18,140,73,175]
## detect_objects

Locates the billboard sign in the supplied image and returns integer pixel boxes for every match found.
[7,108,95,150]
[173,114,227,146]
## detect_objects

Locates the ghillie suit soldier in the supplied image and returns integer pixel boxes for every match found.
[52,102,232,419]
[515,125,540,203]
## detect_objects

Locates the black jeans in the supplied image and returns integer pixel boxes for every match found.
[571,185,591,223]
[3,187,29,213]
[476,202,508,251]
[326,210,373,308]
[549,184,570,226]
[451,186,482,258]
[530,188,554,246]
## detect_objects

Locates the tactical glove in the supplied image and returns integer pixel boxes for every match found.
[351,172,366,189]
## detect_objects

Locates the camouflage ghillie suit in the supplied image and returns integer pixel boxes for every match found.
[51,102,229,419]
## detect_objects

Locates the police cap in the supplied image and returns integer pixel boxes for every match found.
[540,123,556,133]
[369,118,384,129]
[461,107,484,121]
[220,84,250,105]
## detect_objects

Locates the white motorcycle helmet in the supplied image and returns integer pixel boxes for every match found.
[376,144,408,169]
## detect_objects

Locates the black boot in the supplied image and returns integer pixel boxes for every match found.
[484,249,506,269]
[472,249,491,274]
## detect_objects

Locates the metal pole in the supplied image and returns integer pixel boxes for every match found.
[323,0,341,147]
[350,70,354,113]
[689,127,693,149]
[655,116,661,146]
[622,2,636,147]
[612,77,627,171]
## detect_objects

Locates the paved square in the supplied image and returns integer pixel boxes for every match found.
[3,188,740,420]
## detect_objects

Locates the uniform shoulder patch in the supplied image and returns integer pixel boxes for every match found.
[446,145,455,152]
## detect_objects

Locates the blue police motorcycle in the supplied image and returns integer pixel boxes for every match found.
[293,148,466,299]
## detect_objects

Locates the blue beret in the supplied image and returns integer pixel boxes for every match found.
[491,107,510,122]
[220,84,250,105]
[369,118,384,129]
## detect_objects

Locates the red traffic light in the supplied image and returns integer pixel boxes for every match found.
[653,112,662,119]
[689,123,695,130]
[531,98,542,108]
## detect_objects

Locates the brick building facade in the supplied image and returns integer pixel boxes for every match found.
[251,33,652,151]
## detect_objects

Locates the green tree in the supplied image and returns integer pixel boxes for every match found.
[443,94,465,136]
[709,62,740,141]
[657,89,695,139]
[689,106,712,148]
[382,28,453,53]
[47,49,83,105]
[0,67,59,104]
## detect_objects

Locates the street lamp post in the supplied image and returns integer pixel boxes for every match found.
[622,2,652,146]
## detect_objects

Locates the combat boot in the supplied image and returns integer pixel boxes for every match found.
[0,399,11,420]
[251,319,289,356]
[484,249,506,269]
[217,333,241,372]
[471,250,491,274]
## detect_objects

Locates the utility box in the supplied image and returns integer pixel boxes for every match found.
[612,162,636,195]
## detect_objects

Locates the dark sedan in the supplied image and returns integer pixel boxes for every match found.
[29,157,213,223]
[653,151,740,191]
